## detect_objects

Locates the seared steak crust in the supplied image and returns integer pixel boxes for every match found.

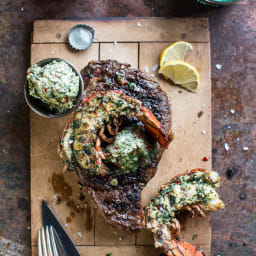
[81,60,171,133]
[63,60,171,233]
[91,183,145,232]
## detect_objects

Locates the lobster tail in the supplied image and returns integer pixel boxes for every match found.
[162,240,205,256]
[147,169,224,256]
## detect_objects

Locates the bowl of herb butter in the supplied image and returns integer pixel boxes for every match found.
[24,58,84,118]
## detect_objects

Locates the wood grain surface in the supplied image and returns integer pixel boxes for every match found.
[30,18,211,256]
[33,18,209,43]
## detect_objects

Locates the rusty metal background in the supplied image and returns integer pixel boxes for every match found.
[0,0,255,255]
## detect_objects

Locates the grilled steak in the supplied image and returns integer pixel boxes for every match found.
[81,60,171,134]
[91,183,145,232]
[59,60,171,233]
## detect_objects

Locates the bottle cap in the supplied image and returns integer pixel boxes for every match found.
[68,24,95,51]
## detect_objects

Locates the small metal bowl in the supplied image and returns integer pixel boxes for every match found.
[24,58,84,118]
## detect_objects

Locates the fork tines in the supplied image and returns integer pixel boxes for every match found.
[38,226,59,256]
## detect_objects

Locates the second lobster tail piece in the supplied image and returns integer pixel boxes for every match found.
[146,168,225,256]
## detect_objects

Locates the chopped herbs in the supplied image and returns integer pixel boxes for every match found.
[117,74,121,81]
[197,110,204,118]
[77,136,85,142]
[83,145,93,155]
[192,234,198,240]
[88,72,93,78]
[77,182,83,189]
[128,82,135,89]
[89,169,98,175]
[70,134,75,141]
[105,78,112,86]
[71,120,81,128]
[169,195,175,205]
[106,128,157,174]
[70,154,77,171]
[110,178,118,186]
[116,99,124,107]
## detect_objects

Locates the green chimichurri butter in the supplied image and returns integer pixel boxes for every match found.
[106,128,156,174]
[146,170,225,249]
[147,171,224,229]
[27,60,79,112]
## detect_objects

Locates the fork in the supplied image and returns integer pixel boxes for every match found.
[38,226,66,256]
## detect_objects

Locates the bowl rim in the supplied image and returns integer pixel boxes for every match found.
[199,0,244,4]
[24,58,84,118]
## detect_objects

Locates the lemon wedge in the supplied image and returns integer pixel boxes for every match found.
[160,41,193,67]
[159,60,200,93]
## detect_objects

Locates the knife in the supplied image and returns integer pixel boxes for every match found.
[42,200,80,256]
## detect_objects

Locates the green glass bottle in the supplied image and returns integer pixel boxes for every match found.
[197,0,245,6]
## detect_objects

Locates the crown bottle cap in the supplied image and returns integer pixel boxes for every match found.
[68,24,95,51]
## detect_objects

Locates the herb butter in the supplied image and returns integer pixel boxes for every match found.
[147,170,224,229]
[106,128,156,174]
[27,60,79,112]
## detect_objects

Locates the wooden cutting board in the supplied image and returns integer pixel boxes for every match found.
[30,18,212,256]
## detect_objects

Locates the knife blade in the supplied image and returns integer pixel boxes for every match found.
[42,200,80,256]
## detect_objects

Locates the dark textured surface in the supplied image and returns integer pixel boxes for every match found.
[0,0,255,255]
